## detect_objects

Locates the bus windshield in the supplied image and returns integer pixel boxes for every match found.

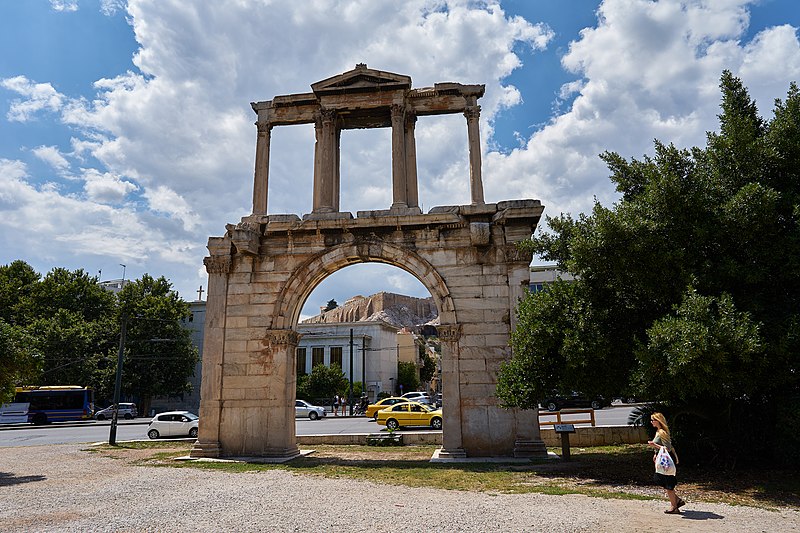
[14,386,94,425]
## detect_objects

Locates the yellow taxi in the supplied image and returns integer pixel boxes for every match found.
[376,401,443,430]
[365,397,409,419]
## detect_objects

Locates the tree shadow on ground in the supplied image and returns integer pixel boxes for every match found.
[0,471,46,487]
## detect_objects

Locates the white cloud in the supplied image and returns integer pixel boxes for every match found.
[1,76,65,122]
[81,168,138,203]
[485,0,800,219]
[49,0,78,12]
[4,0,799,303]
[31,145,70,171]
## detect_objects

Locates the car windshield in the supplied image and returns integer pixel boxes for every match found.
[184,413,199,420]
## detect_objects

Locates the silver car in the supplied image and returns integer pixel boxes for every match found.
[95,402,138,420]
[147,411,199,439]
[295,400,326,420]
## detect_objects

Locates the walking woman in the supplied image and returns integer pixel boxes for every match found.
[647,412,686,514]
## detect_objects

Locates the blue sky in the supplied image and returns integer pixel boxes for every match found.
[1,0,798,318]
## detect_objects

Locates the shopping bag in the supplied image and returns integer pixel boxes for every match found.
[655,445,677,476]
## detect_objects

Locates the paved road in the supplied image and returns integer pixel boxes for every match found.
[0,405,637,447]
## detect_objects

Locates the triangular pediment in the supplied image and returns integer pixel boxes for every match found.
[311,64,411,94]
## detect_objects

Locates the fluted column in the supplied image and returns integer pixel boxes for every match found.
[312,114,323,211]
[404,111,419,209]
[390,104,408,209]
[464,106,485,205]
[252,121,272,215]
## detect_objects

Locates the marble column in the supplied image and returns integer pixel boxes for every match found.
[404,111,419,209]
[252,121,272,215]
[464,106,485,206]
[313,109,337,213]
[390,103,408,209]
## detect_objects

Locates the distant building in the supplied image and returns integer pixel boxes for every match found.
[529,262,575,293]
[98,278,129,294]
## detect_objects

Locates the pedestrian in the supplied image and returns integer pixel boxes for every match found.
[340,395,347,416]
[333,394,339,416]
[648,412,686,514]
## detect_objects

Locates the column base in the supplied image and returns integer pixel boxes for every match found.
[189,440,221,458]
[513,438,548,458]
[436,447,467,459]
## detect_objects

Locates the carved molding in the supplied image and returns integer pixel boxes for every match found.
[437,324,462,344]
[203,256,231,274]
[264,329,302,348]
[405,109,417,127]
[390,103,405,121]
[502,243,532,263]
[226,222,261,256]
[256,120,272,134]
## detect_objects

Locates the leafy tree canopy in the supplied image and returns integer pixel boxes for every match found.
[498,72,800,465]
[324,299,338,311]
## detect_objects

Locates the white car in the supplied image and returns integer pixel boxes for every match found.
[401,392,432,405]
[295,400,326,420]
[147,411,199,439]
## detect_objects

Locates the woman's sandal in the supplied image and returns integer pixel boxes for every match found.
[677,498,686,508]
[664,509,681,514]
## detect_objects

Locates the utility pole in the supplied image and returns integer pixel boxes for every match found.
[108,313,126,445]
[348,328,354,416]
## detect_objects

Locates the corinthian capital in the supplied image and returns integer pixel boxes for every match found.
[203,256,231,274]
[464,106,481,121]
[437,324,462,344]
[390,103,405,122]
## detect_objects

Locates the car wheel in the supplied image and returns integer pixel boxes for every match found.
[124,413,132,420]
[189,427,198,438]
[547,402,558,412]
[590,400,602,410]
[32,413,47,425]
[626,397,637,404]
[309,411,319,420]
[386,419,399,430]
[96,414,106,421]
[430,417,442,430]
[372,413,378,420]
[147,429,160,439]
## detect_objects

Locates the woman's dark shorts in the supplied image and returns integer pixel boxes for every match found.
[654,472,677,490]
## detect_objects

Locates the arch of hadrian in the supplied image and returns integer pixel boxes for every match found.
[191,64,547,460]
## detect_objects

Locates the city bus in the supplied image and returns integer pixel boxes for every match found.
[14,386,94,425]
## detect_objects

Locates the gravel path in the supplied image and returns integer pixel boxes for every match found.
[1,444,797,532]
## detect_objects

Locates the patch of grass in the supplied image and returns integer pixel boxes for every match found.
[86,443,799,510]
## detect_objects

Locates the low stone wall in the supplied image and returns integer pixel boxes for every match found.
[541,425,649,447]
[298,425,648,448]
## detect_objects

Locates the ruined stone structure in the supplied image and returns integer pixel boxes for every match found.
[191,65,546,460]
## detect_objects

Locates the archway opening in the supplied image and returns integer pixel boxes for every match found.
[294,262,441,421]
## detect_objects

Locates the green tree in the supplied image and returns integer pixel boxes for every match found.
[305,363,348,401]
[116,274,198,414]
[324,299,338,311]
[498,72,800,466]
[0,260,40,325]
[418,345,437,385]
[0,320,40,403]
[397,361,419,394]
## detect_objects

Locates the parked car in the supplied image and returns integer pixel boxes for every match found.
[541,392,607,411]
[365,397,409,419]
[401,391,433,405]
[147,411,199,439]
[95,403,138,420]
[295,399,326,420]
[376,401,443,430]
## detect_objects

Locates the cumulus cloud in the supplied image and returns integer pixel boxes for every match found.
[31,145,70,171]
[485,0,800,219]
[2,0,799,307]
[1,76,65,122]
[81,168,138,203]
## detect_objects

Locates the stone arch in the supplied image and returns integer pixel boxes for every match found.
[272,241,455,331]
